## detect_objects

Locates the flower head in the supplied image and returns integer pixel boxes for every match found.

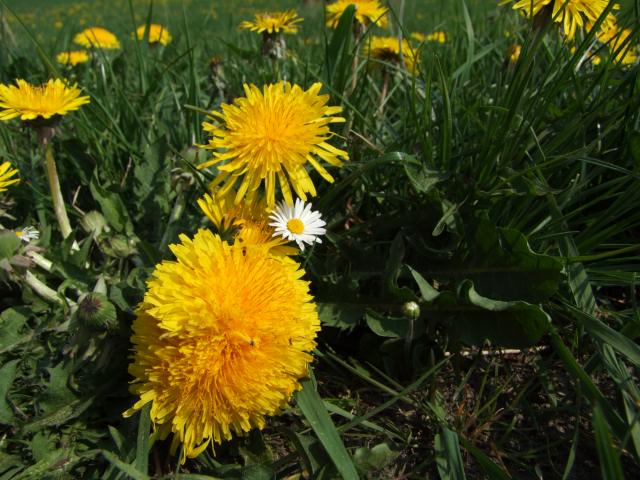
[269,199,326,252]
[57,50,90,66]
[136,24,172,45]
[0,162,19,192]
[426,31,447,43]
[15,226,39,243]
[198,188,295,255]
[326,0,388,29]
[503,0,615,40]
[0,79,90,122]
[124,230,320,461]
[240,10,302,35]
[199,82,348,208]
[74,27,120,49]
[365,36,420,73]
[596,18,638,64]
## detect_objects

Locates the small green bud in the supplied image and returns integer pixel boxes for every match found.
[402,301,420,319]
[77,293,117,331]
[81,210,108,236]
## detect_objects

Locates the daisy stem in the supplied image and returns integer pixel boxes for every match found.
[43,143,72,239]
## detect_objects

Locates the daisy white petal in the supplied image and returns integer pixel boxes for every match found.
[269,199,327,252]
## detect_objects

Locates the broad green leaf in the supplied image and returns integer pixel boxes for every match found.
[0,231,20,260]
[353,442,399,474]
[295,374,358,480]
[408,266,441,301]
[317,302,363,330]
[90,173,135,234]
[383,234,417,302]
[467,218,563,303]
[404,162,449,194]
[445,282,550,348]
[0,359,19,425]
[0,308,30,353]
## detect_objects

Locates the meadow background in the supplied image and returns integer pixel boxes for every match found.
[1,0,640,479]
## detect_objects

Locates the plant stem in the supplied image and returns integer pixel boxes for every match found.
[44,143,72,239]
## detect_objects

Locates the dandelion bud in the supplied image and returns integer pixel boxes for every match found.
[402,301,420,319]
[77,293,117,331]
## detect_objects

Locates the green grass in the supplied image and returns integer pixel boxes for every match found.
[0,0,639,478]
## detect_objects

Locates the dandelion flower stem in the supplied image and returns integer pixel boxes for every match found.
[44,143,72,239]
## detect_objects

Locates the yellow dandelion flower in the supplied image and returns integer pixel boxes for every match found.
[410,32,427,43]
[136,24,172,45]
[239,10,302,35]
[56,50,90,66]
[0,162,19,192]
[326,0,388,29]
[198,82,348,208]
[596,19,638,65]
[0,79,90,122]
[74,27,120,49]
[124,229,320,461]
[365,36,420,73]
[426,31,447,43]
[502,0,615,40]
[197,188,296,255]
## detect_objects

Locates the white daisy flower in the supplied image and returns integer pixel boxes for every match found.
[15,226,39,243]
[269,198,326,252]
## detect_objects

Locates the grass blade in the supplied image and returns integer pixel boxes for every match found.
[294,373,358,480]
[434,426,467,480]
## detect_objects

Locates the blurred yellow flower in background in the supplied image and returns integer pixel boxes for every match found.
[366,36,420,73]
[239,10,302,35]
[503,0,614,39]
[0,162,19,192]
[124,230,320,462]
[74,27,121,49]
[596,18,638,65]
[326,0,388,29]
[199,82,348,208]
[507,44,522,63]
[56,50,90,66]
[0,79,90,121]
[136,23,172,45]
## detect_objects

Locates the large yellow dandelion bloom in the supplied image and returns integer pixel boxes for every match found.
[326,0,388,29]
[199,82,348,208]
[56,50,90,66]
[136,24,172,45]
[0,79,90,122]
[74,27,121,49]
[124,230,320,461]
[503,0,614,39]
[366,36,420,73]
[240,10,303,35]
[597,19,638,65]
[197,188,296,255]
[0,162,19,192]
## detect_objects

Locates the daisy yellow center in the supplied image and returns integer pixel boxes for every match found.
[287,219,305,234]
[15,231,23,237]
